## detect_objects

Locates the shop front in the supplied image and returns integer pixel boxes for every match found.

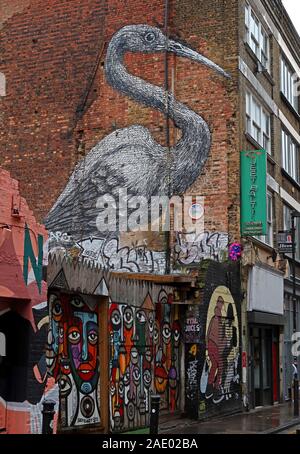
[247,264,284,409]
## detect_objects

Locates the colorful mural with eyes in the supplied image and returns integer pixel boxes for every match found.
[108,291,180,432]
[47,293,100,427]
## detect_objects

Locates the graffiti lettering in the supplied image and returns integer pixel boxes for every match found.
[175,232,229,265]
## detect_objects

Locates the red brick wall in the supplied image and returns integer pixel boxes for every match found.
[0,0,107,221]
[0,0,240,267]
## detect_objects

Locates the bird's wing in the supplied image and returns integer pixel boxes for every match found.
[45,125,169,237]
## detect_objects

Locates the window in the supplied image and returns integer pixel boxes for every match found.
[256,192,273,246]
[283,204,300,260]
[246,91,271,153]
[281,128,300,183]
[245,3,270,70]
[281,56,299,112]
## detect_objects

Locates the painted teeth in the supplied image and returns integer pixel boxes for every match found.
[46,358,54,367]
[81,370,90,374]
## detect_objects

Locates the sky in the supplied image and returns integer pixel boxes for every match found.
[283,0,300,35]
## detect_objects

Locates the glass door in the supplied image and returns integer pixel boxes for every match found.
[249,326,274,408]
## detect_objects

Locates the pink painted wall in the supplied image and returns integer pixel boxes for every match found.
[0,168,58,434]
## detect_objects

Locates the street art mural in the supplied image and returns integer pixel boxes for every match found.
[200,286,240,405]
[45,25,229,273]
[0,168,55,434]
[48,234,166,273]
[183,261,242,420]
[0,303,58,434]
[46,293,100,427]
[47,232,229,275]
[109,290,181,432]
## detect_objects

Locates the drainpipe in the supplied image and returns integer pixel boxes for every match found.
[164,0,171,275]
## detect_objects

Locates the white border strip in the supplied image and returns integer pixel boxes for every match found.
[280,187,300,212]
[279,110,300,145]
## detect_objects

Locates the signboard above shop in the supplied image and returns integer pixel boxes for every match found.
[277,231,293,254]
[241,149,267,237]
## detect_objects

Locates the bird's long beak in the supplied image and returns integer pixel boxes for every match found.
[168,39,230,79]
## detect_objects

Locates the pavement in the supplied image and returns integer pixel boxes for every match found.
[158,402,300,434]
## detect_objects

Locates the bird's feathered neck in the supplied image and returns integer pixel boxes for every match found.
[104,32,211,194]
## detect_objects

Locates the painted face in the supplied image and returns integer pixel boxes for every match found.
[172,320,181,349]
[143,367,152,389]
[46,294,63,378]
[135,309,146,355]
[154,363,168,394]
[123,306,134,330]
[162,322,172,345]
[68,310,99,394]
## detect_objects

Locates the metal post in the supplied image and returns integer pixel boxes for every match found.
[42,400,56,434]
[291,212,299,417]
[164,0,171,275]
[150,395,160,434]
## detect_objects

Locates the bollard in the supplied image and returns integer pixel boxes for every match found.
[42,399,56,434]
[294,378,299,417]
[150,395,160,435]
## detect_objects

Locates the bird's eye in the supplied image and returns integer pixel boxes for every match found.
[145,32,156,43]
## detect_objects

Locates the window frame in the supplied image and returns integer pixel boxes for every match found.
[256,191,273,247]
[246,90,271,154]
[245,2,270,71]
[280,54,299,113]
[281,127,300,184]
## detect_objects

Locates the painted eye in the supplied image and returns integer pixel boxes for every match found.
[119,381,124,398]
[68,329,80,343]
[148,314,154,332]
[145,32,156,43]
[133,367,140,383]
[52,301,62,317]
[136,310,146,324]
[59,376,72,396]
[162,323,171,342]
[144,369,152,387]
[70,298,84,309]
[124,307,133,326]
[174,328,180,343]
[110,382,116,396]
[88,331,98,345]
[111,309,121,327]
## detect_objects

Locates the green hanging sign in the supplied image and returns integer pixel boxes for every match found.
[241,149,267,237]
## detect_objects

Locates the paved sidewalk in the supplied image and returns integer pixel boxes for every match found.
[158,402,300,434]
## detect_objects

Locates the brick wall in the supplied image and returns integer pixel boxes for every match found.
[0,0,241,269]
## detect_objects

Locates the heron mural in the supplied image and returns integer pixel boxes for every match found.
[45,24,230,269]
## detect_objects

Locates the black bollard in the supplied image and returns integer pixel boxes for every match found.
[42,399,56,434]
[294,378,299,417]
[150,395,160,435]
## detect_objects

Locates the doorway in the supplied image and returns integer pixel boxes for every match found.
[249,325,279,408]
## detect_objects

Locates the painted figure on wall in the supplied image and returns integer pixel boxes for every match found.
[109,291,180,432]
[200,286,240,405]
[47,293,100,427]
